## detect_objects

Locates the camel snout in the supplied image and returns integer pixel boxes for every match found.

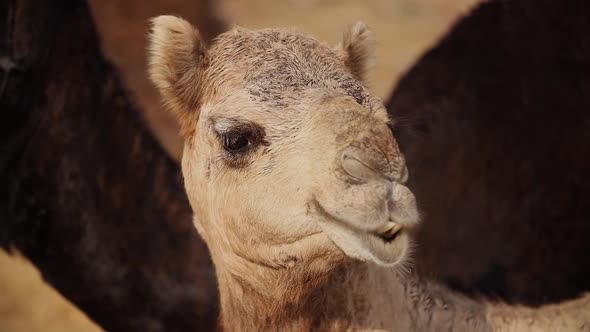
[386,183,420,228]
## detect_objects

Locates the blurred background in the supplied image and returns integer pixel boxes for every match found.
[0,0,478,330]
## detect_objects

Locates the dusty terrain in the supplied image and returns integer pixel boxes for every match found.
[0,0,478,330]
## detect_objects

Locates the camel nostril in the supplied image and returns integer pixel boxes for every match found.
[341,147,380,182]
[341,146,407,184]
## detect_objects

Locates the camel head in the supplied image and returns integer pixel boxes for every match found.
[148,16,419,271]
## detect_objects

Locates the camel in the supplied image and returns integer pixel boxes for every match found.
[148,15,590,331]
[387,0,590,305]
[1,0,217,330]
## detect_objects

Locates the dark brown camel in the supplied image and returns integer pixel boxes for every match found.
[0,0,217,331]
[387,0,590,306]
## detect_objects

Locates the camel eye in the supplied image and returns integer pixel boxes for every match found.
[213,119,266,162]
[222,132,250,152]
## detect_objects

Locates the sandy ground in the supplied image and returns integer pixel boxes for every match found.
[0,0,479,330]
[0,251,102,332]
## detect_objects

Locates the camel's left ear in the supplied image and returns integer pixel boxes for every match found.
[335,21,375,84]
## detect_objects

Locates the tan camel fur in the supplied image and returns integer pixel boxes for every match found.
[148,16,590,331]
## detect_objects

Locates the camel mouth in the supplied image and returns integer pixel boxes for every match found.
[310,197,410,246]
[374,221,403,243]
[311,197,412,265]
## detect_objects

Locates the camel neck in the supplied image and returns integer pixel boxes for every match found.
[216,259,378,331]
[214,257,490,331]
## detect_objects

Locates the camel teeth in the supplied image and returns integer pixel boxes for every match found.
[376,222,402,242]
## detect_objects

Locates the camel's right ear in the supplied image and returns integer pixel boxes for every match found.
[148,15,209,137]
[335,21,375,84]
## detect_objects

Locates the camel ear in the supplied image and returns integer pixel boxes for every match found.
[336,21,375,82]
[335,21,375,84]
[148,15,209,137]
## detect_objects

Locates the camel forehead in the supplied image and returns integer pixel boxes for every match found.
[208,28,374,110]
